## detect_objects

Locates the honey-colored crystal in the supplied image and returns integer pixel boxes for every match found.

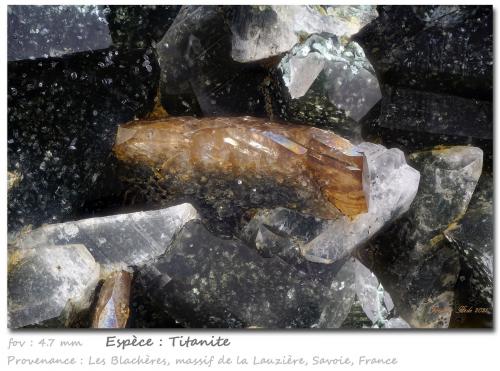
[114,116,367,218]
[91,271,132,329]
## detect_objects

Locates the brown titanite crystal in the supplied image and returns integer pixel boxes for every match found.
[91,270,132,329]
[113,116,367,218]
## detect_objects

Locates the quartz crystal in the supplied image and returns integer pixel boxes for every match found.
[358,146,483,328]
[136,220,327,328]
[230,5,377,63]
[278,34,381,122]
[445,172,493,327]
[302,142,420,263]
[233,140,420,265]
[445,174,493,292]
[155,5,268,117]
[401,146,483,328]
[241,207,343,287]
[407,146,483,245]
[6,4,493,330]
[8,244,100,328]
[353,258,394,325]
[154,5,378,120]
[241,211,411,328]
[317,258,357,328]
[313,256,411,329]
[335,258,410,329]
[114,116,368,219]
[14,203,199,270]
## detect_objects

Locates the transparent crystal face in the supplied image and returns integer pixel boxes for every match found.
[7,5,493,329]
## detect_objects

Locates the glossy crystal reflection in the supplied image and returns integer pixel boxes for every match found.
[92,270,133,329]
[114,116,368,218]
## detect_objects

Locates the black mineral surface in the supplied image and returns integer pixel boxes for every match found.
[7,5,493,329]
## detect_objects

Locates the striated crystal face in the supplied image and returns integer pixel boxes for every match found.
[114,116,368,219]
[15,203,199,271]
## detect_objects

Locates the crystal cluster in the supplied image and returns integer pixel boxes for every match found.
[7,5,493,329]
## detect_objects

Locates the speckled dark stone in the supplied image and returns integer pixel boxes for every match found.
[355,6,492,141]
[135,220,326,328]
[6,5,494,329]
[8,47,159,231]
[105,5,181,49]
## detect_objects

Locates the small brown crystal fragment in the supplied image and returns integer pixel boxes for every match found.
[114,116,367,218]
[143,87,169,120]
[91,271,132,329]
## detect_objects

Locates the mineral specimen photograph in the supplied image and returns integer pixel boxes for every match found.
[7,5,493,329]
